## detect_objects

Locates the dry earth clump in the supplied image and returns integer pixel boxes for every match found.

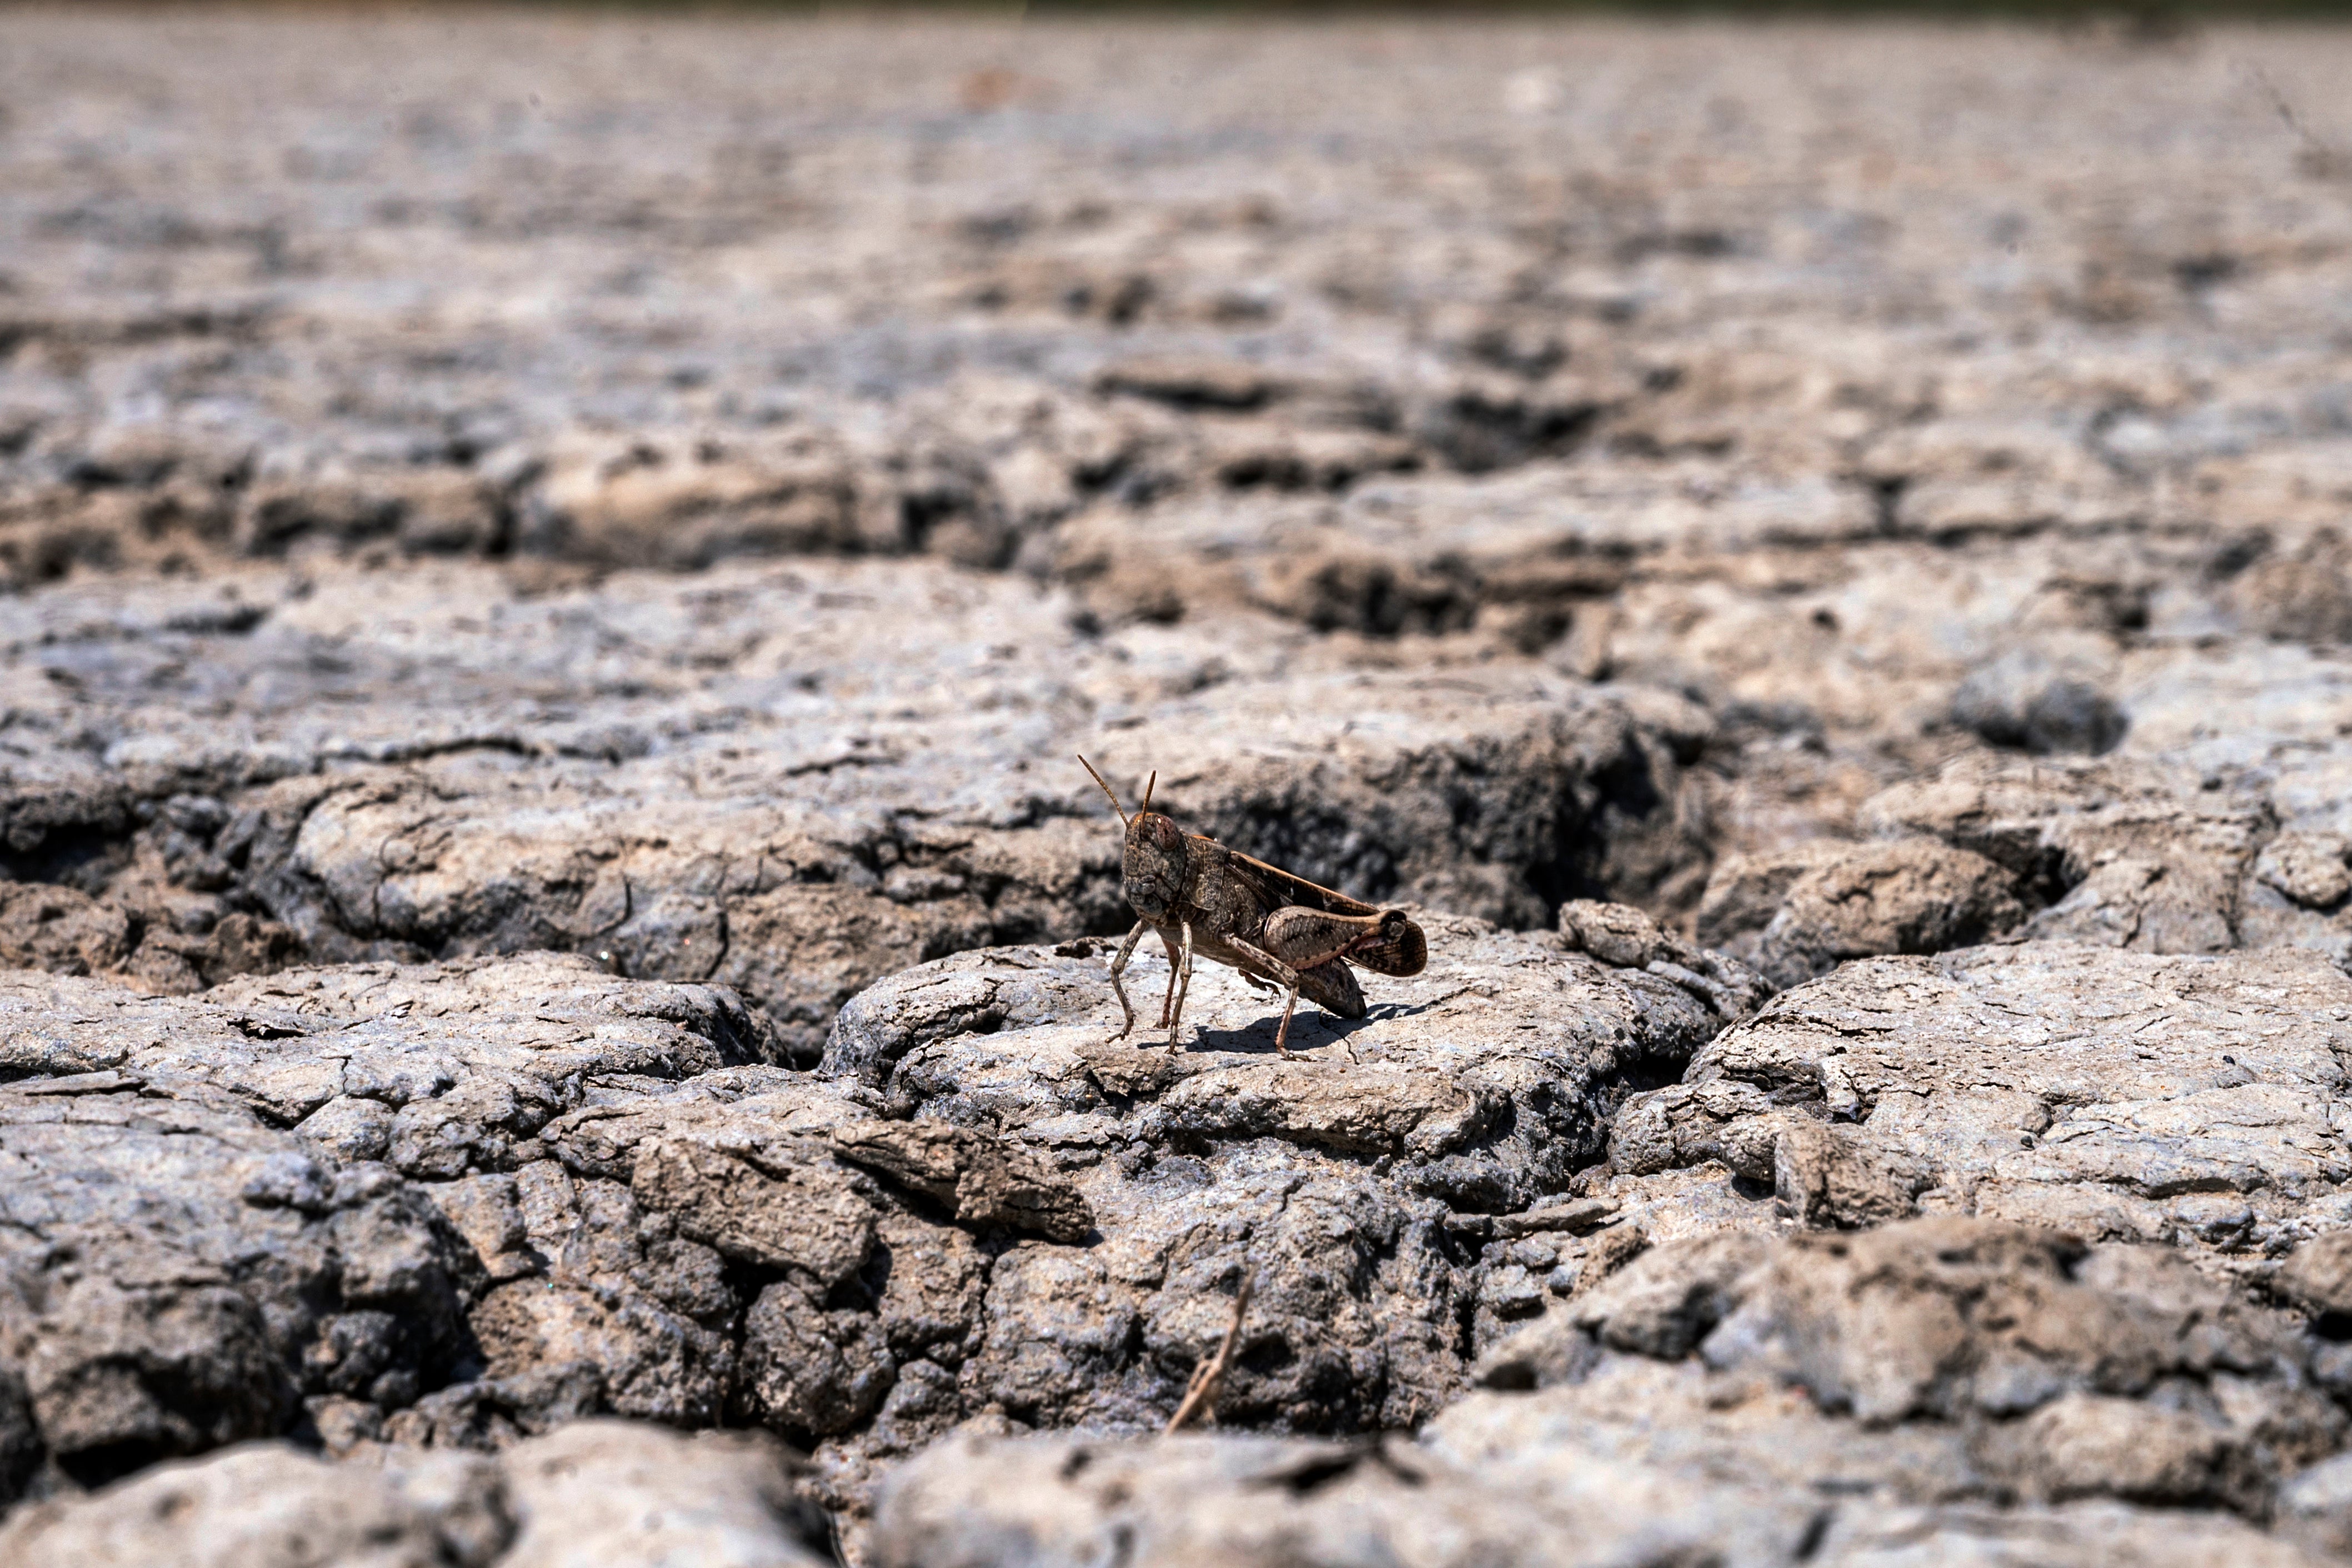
[7,9,2352,1565]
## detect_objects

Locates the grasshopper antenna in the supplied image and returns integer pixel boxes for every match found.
[1077,754,1128,827]
[1142,772,1156,814]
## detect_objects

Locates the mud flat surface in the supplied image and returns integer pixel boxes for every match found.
[8,7,2352,1565]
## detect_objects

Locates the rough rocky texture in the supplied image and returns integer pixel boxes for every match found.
[872,1218,2352,1567]
[0,1421,828,1568]
[0,953,1088,1511]
[804,905,1759,1527]
[0,914,1755,1545]
[12,8,2352,1565]
[7,11,2352,1043]
[1465,1219,2349,1507]
[1697,837,2029,988]
[0,1059,478,1492]
[0,959,771,1485]
[1604,940,2352,1254]
[1438,1218,2352,1557]
[1,555,1717,1059]
[823,929,2352,1562]
[875,1434,2328,1568]
[1860,752,2271,957]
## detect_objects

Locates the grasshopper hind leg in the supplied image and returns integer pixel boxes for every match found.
[1273,983,1303,1059]
[1152,926,1186,1026]
[1225,935,1311,1060]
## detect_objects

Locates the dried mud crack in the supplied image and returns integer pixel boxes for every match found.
[9,9,2352,1568]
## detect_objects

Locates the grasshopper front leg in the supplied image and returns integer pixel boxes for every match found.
[1158,948,1181,1028]
[1107,919,1148,1042]
[1167,919,1195,1048]
[1153,926,1188,1026]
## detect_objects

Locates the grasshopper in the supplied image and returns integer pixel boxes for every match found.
[1078,756,1428,1058]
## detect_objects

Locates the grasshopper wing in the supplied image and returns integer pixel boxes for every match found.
[1213,845,1384,918]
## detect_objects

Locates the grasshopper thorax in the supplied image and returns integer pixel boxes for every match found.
[1122,811,1188,921]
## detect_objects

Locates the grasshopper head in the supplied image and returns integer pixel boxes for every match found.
[1123,811,1188,921]
[1077,755,1186,920]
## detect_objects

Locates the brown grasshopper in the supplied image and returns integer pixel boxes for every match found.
[1078,756,1428,1058]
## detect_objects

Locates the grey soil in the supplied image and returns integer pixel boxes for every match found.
[7,9,2352,1566]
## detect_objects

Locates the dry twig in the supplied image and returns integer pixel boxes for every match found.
[1164,1273,1253,1434]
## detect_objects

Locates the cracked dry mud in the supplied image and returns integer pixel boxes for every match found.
[9,8,2352,1566]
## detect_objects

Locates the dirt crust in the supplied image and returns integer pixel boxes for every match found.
[8,9,2352,1565]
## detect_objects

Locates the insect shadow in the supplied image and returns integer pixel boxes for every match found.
[1176,997,1442,1057]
